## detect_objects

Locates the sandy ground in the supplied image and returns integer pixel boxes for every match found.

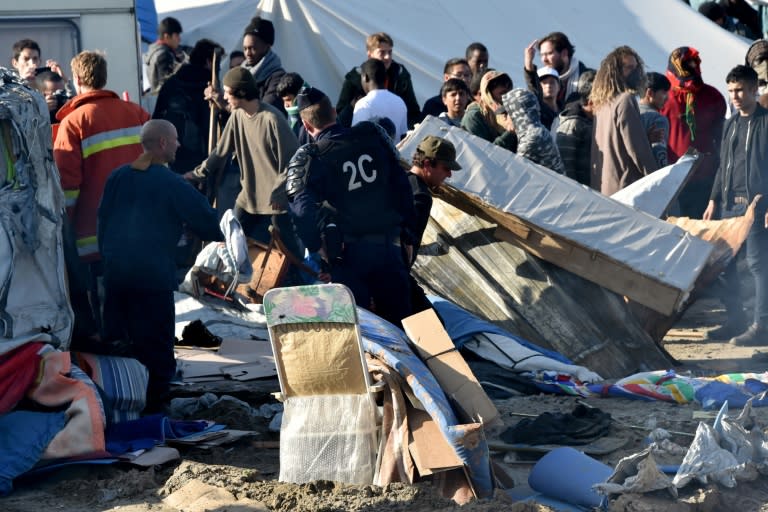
[5,297,768,512]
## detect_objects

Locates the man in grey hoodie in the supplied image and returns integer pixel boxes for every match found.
[144,17,185,95]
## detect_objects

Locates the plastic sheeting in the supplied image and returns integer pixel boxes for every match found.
[399,117,713,296]
[0,69,72,354]
[610,154,698,218]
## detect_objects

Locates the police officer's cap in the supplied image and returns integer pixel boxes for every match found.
[296,87,328,111]
[418,135,462,170]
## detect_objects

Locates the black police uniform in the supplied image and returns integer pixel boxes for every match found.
[288,121,415,325]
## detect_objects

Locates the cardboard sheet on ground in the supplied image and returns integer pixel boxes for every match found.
[175,339,276,382]
[398,117,713,315]
[174,293,276,381]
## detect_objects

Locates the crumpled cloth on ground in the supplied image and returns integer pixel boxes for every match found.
[28,350,106,459]
[595,447,678,498]
[501,404,611,445]
[673,400,767,489]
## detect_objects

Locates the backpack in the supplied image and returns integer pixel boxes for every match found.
[0,68,73,354]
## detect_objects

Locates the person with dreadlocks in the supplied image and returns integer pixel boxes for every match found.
[589,46,658,196]
[660,46,726,219]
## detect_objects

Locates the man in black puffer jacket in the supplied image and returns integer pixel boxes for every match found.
[153,38,223,175]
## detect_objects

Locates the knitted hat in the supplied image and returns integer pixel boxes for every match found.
[245,17,275,46]
[223,67,257,96]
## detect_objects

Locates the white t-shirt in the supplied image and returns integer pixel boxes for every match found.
[352,89,408,141]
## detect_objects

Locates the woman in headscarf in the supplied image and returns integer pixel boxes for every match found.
[461,70,517,152]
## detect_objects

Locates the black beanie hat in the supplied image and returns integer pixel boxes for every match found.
[223,67,257,97]
[245,16,275,46]
[296,87,327,111]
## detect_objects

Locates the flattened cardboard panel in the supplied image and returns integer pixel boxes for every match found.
[271,322,368,396]
[407,407,463,475]
[402,309,499,425]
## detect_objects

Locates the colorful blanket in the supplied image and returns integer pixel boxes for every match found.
[0,341,45,413]
[531,369,768,410]
[28,350,106,459]
[72,352,148,425]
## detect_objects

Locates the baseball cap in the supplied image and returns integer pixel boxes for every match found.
[537,66,560,80]
[417,135,462,170]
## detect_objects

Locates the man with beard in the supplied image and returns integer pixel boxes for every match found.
[407,136,461,313]
[98,120,223,412]
[240,16,286,114]
[589,46,658,195]
[524,32,590,109]
[661,47,726,218]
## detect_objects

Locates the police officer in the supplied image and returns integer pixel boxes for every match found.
[286,87,416,325]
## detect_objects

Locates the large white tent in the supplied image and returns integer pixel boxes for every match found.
[156,0,751,106]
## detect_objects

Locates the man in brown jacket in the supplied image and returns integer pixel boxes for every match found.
[589,46,658,195]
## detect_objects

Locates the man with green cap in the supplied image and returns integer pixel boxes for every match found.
[407,135,461,312]
[185,67,298,251]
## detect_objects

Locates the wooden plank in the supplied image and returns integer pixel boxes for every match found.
[414,199,673,378]
[438,185,683,315]
[493,226,681,316]
[236,239,289,304]
[631,206,756,343]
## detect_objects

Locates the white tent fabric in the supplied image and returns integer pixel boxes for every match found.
[156,0,750,107]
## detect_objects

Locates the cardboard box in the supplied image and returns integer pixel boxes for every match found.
[401,309,499,426]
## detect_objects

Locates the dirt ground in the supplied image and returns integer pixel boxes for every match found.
[5,297,768,512]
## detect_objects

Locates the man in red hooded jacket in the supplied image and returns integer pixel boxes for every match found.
[661,46,726,219]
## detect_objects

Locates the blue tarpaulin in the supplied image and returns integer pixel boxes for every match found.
[136,0,158,44]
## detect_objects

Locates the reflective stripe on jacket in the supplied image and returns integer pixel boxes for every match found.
[54,89,150,261]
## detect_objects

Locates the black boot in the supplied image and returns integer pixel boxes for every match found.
[730,324,768,346]
[707,310,748,341]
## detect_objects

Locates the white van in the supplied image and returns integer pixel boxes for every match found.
[0,0,144,106]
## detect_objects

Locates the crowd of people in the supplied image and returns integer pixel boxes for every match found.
[8,3,768,410]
